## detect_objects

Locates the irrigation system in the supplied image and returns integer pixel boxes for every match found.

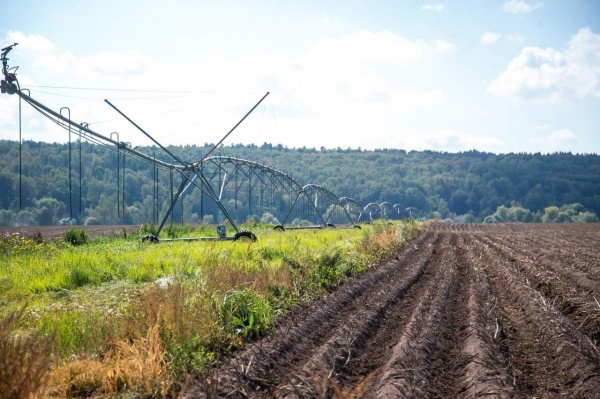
[2,43,410,242]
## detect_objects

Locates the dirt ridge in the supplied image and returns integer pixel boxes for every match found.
[185,223,600,399]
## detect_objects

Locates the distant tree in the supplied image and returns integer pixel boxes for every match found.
[260,212,279,225]
[34,197,60,225]
[0,209,15,226]
[542,206,560,223]
[17,210,34,226]
[0,172,14,208]
[507,206,533,222]
[576,212,599,223]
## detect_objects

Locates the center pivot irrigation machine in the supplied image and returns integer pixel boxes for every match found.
[2,43,407,242]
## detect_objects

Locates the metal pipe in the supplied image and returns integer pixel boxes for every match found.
[60,107,72,219]
[79,122,88,216]
[170,169,174,223]
[151,150,157,224]
[18,89,30,210]
[110,132,120,219]
[193,92,270,165]
[16,91,178,169]
[104,99,186,166]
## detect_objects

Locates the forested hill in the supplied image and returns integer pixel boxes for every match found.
[1,139,599,226]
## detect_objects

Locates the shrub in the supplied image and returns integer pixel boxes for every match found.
[216,290,272,339]
[63,228,88,246]
[165,224,193,239]
[139,223,158,236]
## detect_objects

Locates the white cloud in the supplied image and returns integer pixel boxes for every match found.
[502,0,542,14]
[533,123,550,131]
[481,32,502,45]
[421,4,444,12]
[1,30,456,150]
[429,39,458,53]
[400,130,505,152]
[487,27,600,102]
[305,31,425,67]
[529,128,579,152]
[548,129,577,144]
[6,31,56,55]
[507,33,524,43]
[0,97,16,128]
[6,30,160,79]
[312,12,344,27]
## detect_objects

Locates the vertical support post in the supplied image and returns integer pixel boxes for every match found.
[170,168,174,223]
[234,169,238,210]
[79,133,82,215]
[18,89,29,210]
[110,133,120,219]
[79,122,88,217]
[151,150,157,225]
[60,107,72,219]
[155,163,159,224]
[181,173,184,224]
[199,179,203,218]
[122,150,126,221]
[248,174,252,215]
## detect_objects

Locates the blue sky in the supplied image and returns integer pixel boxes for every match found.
[1,0,599,154]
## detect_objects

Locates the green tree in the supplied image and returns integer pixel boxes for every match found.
[34,197,60,225]
[542,206,560,222]
[0,209,15,226]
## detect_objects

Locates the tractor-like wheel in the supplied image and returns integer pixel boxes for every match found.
[234,230,257,241]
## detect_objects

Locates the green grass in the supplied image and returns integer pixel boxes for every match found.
[0,221,420,397]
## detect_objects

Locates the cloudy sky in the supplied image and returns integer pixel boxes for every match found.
[1,0,599,154]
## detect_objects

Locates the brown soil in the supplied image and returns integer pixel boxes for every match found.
[184,223,600,398]
[0,225,140,239]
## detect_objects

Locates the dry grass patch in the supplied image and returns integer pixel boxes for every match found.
[0,308,53,399]
[48,321,171,398]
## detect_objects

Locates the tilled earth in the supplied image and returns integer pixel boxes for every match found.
[0,225,140,239]
[185,223,600,398]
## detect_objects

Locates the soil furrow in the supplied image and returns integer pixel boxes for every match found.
[439,233,515,398]
[187,231,440,397]
[472,235,600,398]
[480,232,599,296]
[372,234,456,398]
[184,223,600,399]
[476,234,600,343]
[483,233,600,291]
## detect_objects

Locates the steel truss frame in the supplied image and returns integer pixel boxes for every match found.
[275,184,359,230]
[2,45,368,241]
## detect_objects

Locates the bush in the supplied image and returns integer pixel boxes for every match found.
[63,228,88,246]
[139,223,158,236]
[165,224,193,239]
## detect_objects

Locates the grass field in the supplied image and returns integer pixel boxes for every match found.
[0,221,419,398]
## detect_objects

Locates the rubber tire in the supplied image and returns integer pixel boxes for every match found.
[234,230,257,241]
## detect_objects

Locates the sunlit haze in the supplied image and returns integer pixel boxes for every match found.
[1,0,599,153]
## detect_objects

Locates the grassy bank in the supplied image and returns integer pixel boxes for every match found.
[0,221,420,398]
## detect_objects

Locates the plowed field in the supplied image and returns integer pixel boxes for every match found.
[185,223,600,399]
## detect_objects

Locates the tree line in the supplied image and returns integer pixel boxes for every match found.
[0,139,598,226]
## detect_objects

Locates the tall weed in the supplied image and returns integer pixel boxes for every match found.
[50,321,172,398]
[0,308,53,399]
